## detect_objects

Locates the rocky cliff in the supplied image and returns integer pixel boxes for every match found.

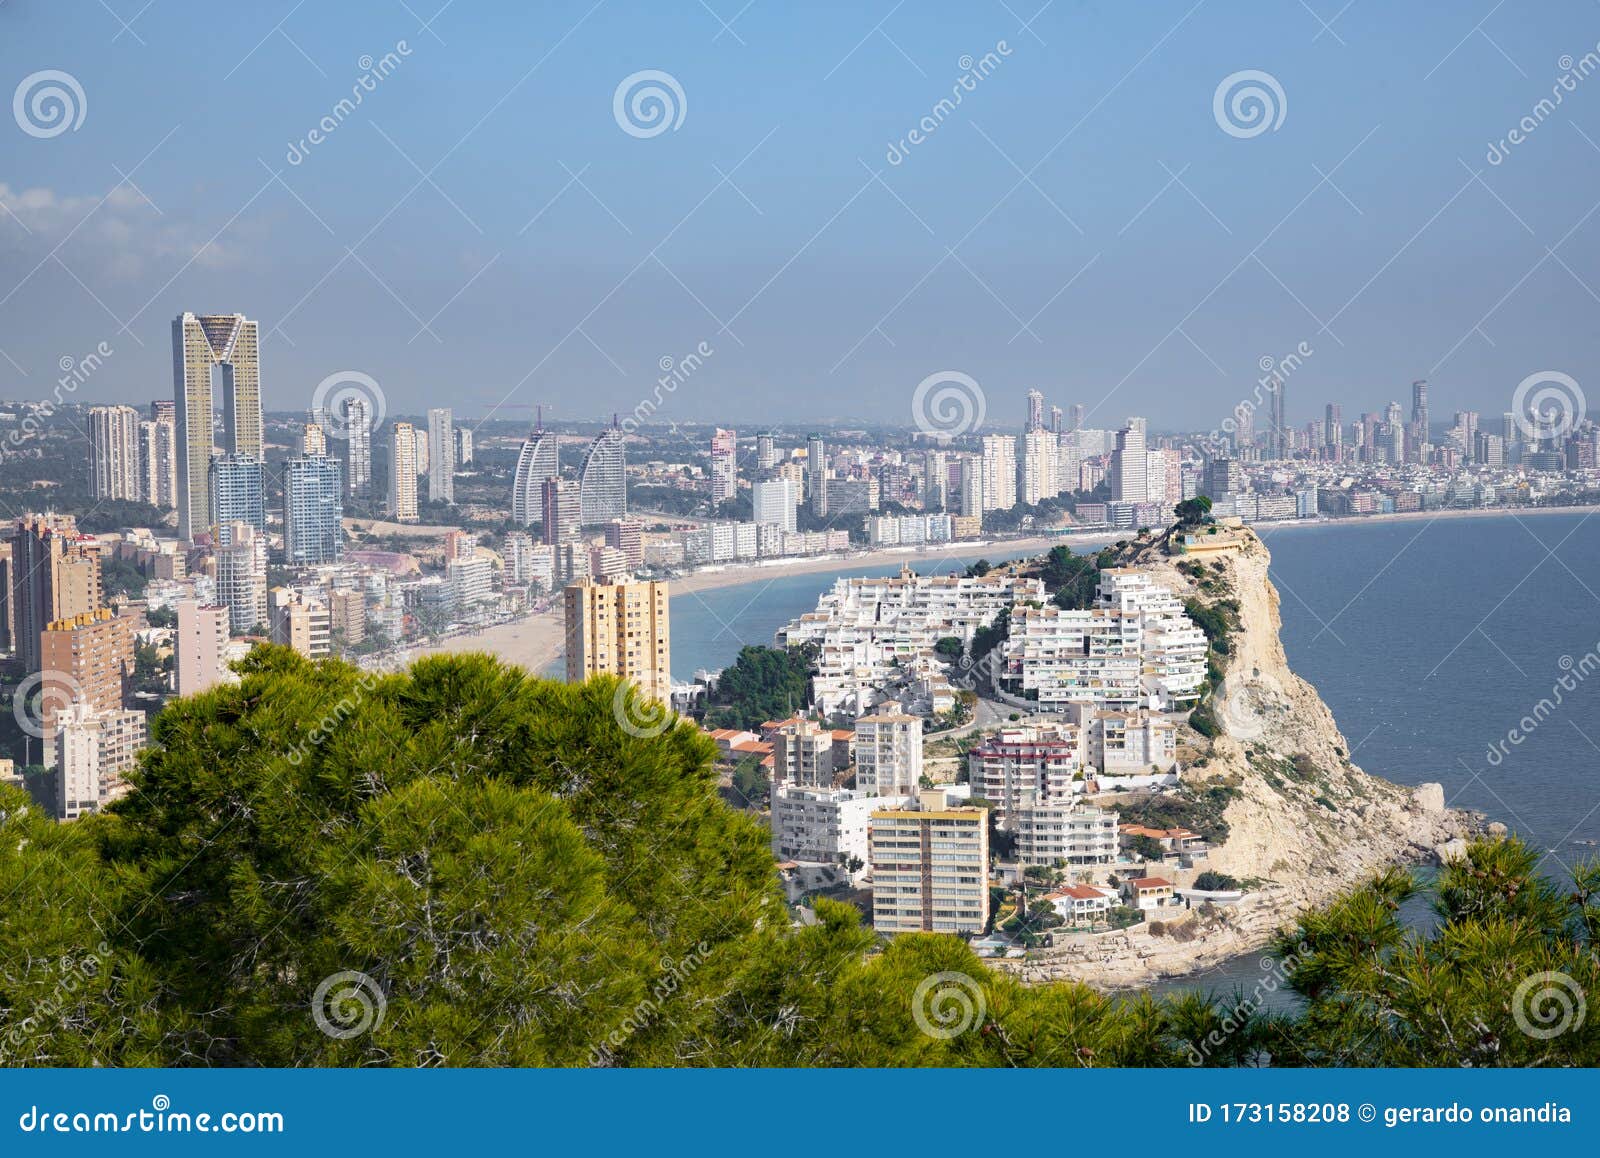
[997,525,1478,990]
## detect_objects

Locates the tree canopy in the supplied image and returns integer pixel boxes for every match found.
[1,648,1596,1068]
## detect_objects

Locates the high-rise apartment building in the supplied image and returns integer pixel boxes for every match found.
[388,422,419,522]
[175,601,232,696]
[1019,429,1058,506]
[806,433,827,515]
[456,426,473,467]
[268,588,331,658]
[870,789,990,934]
[209,454,265,533]
[772,718,836,788]
[1111,418,1148,503]
[341,396,373,497]
[980,434,1018,511]
[578,425,626,525]
[173,313,262,541]
[40,608,134,717]
[756,431,778,469]
[853,712,922,798]
[563,577,671,699]
[1025,388,1045,431]
[54,701,146,821]
[214,522,268,635]
[604,518,643,571]
[427,408,455,504]
[542,478,582,546]
[88,405,140,501]
[138,415,178,510]
[922,449,948,510]
[512,419,560,526]
[752,477,798,532]
[10,515,101,673]
[283,456,344,566]
[710,427,738,505]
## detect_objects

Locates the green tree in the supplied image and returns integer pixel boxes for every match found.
[703,645,814,730]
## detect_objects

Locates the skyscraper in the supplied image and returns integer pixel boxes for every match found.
[1411,379,1430,440]
[88,405,140,501]
[388,422,419,522]
[512,418,560,526]
[578,424,626,525]
[173,313,262,541]
[283,456,344,566]
[806,433,827,516]
[752,477,798,532]
[1025,388,1045,432]
[756,431,778,469]
[175,601,231,696]
[980,434,1018,511]
[1324,403,1343,459]
[542,477,582,546]
[710,428,738,505]
[209,455,265,532]
[427,408,454,504]
[138,414,178,510]
[341,396,373,498]
[1069,403,1085,432]
[456,426,473,467]
[1111,418,1148,502]
[1019,428,1058,506]
[1268,380,1287,460]
[213,522,268,635]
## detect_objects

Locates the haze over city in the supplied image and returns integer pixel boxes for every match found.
[6,0,1600,428]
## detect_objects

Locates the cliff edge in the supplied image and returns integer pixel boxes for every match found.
[998,525,1477,989]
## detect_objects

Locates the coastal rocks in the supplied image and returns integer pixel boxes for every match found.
[1434,837,1470,864]
[1412,783,1447,813]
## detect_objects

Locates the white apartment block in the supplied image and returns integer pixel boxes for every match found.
[854,712,922,798]
[1000,569,1206,712]
[968,723,1083,819]
[1020,428,1059,506]
[770,785,886,872]
[772,718,836,788]
[981,434,1017,511]
[1012,803,1119,867]
[1075,708,1178,772]
[867,513,953,546]
[870,789,990,935]
[778,567,1043,718]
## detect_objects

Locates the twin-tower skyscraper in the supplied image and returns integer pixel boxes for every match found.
[172,312,263,541]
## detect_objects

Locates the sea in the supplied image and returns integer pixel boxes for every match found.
[669,511,1600,1001]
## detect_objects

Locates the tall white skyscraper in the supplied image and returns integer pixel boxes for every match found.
[1025,388,1045,432]
[456,426,473,466]
[427,408,454,504]
[389,422,419,522]
[752,477,798,532]
[578,425,626,525]
[980,434,1017,512]
[172,313,262,541]
[1019,429,1058,506]
[88,405,140,501]
[512,421,560,526]
[213,522,268,635]
[756,431,778,469]
[137,417,178,510]
[1112,417,1148,503]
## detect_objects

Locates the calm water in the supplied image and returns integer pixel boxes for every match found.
[676,511,1600,1000]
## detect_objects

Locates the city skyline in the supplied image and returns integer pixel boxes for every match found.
[5,3,1600,432]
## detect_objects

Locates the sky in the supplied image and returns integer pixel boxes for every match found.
[3,0,1600,435]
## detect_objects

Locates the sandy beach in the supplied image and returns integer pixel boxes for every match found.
[413,606,566,675]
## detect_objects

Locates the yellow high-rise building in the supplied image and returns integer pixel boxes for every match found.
[563,577,671,700]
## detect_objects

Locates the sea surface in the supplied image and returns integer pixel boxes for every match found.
[673,511,1600,1001]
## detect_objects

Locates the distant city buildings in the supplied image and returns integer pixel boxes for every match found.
[512,420,560,527]
[388,422,419,522]
[283,455,344,566]
[88,405,140,501]
[427,407,455,504]
[578,425,627,525]
[710,427,738,505]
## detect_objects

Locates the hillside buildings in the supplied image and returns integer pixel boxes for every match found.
[869,788,990,935]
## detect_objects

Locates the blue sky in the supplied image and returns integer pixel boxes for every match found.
[3,0,1600,432]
